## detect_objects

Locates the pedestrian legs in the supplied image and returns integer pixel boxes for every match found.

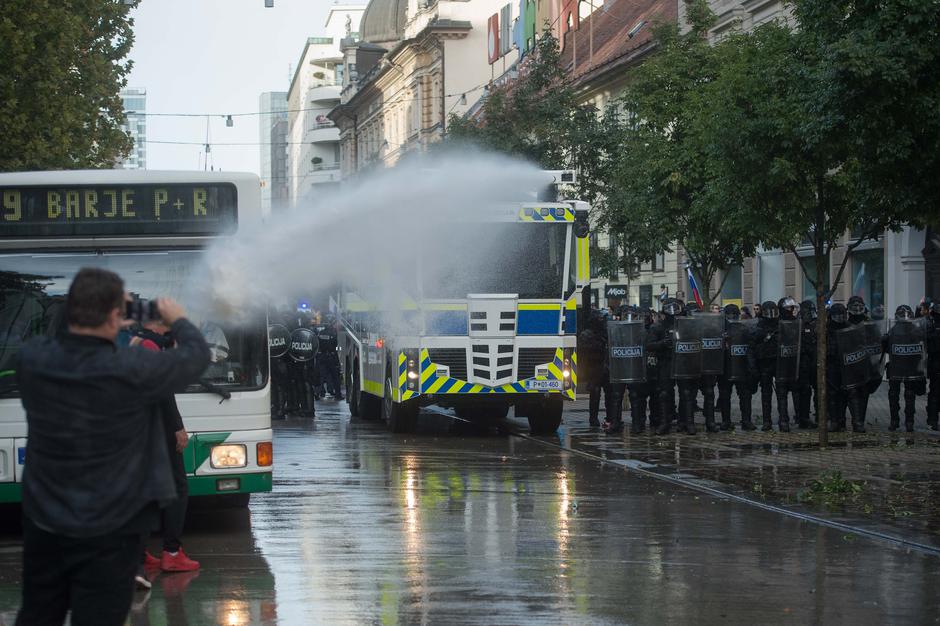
[701,375,718,432]
[888,379,902,431]
[759,372,775,431]
[677,380,697,434]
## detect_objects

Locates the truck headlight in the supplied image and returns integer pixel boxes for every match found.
[210,444,247,469]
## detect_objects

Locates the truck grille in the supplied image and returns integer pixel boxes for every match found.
[518,348,558,379]
[427,348,468,380]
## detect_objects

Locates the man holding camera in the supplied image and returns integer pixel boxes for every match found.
[15,268,210,626]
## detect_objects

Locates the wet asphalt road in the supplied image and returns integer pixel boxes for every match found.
[2,400,940,625]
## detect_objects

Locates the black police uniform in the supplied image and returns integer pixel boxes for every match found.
[646,300,682,435]
[717,305,756,431]
[624,309,656,434]
[885,306,925,432]
[826,305,849,432]
[926,305,940,430]
[773,299,800,432]
[580,312,609,428]
[845,297,872,432]
[317,320,343,399]
[796,301,818,429]
[753,302,780,431]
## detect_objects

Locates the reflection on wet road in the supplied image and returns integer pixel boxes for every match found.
[2,400,940,624]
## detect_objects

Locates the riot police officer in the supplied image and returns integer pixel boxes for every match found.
[846,295,872,432]
[885,305,926,432]
[774,297,801,432]
[754,300,781,431]
[580,310,609,429]
[317,314,343,400]
[927,302,940,430]
[827,303,850,432]
[718,304,756,431]
[797,300,818,429]
[619,306,654,434]
[647,298,683,435]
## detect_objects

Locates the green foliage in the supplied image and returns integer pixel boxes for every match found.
[0,0,138,171]
[446,34,607,206]
[599,1,758,305]
[797,471,865,509]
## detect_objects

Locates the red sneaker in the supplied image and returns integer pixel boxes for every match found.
[161,549,200,572]
[143,551,161,569]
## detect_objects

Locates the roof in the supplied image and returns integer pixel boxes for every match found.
[559,0,678,88]
[361,0,407,46]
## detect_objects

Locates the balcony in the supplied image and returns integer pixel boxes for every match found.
[308,84,341,106]
[307,124,339,144]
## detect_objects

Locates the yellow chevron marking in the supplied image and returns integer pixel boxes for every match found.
[450,381,466,393]
[427,377,449,394]
[420,366,435,385]
[398,353,406,366]
[548,363,563,379]
[518,303,562,311]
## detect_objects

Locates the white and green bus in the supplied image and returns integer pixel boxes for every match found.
[0,170,272,505]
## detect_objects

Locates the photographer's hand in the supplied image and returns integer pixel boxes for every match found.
[156,298,186,325]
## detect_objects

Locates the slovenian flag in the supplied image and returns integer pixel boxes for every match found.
[687,266,704,309]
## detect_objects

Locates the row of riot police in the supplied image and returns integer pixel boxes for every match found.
[268,310,343,418]
[597,297,940,435]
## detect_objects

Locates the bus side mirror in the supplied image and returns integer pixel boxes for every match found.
[574,210,589,238]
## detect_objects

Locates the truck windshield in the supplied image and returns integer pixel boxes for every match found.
[0,250,267,397]
[420,222,570,299]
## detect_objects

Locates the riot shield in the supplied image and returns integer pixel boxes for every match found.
[725,321,752,382]
[289,327,318,362]
[775,319,802,383]
[836,324,869,390]
[863,320,885,383]
[607,320,646,384]
[268,324,290,359]
[698,313,725,376]
[672,316,703,380]
[887,318,927,381]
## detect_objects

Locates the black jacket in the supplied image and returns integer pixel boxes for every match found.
[17,318,210,538]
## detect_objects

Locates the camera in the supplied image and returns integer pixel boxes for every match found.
[126,298,160,323]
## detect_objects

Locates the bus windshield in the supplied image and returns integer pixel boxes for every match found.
[0,250,268,396]
[420,222,572,300]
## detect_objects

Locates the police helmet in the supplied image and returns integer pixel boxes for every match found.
[829,303,848,324]
[723,303,741,321]
[778,297,800,319]
[685,302,701,315]
[761,300,779,319]
[847,295,866,317]
[870,304,885,321]
[662,298,683,317]
[895,305,914,321]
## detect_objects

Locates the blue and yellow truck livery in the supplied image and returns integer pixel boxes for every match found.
[339,190,590,435]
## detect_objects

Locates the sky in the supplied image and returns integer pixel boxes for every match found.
[127,0,349,175]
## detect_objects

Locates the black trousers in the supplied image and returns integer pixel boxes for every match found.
[627,382,654,428]
[161,448,188,553]
[888,379,917,426]
[18,517,142,626]
[776,379,798,426]
[717,378,752,424]
[319,353,342,396]
[797,375,816,425]
[588,380,610,423]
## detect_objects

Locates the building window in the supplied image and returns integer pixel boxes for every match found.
[589,233,599,279]
[801,255,830,302]
[722,266,742,303]
[652,252,665,273]
[851,248,884,310]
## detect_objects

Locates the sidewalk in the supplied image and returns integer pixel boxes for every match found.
[555,386,940,547]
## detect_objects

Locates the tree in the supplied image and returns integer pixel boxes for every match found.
[701,2,939,444]
[0,0,138,171]
[600,1,758,307]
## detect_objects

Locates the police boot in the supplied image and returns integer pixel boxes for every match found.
[704,412,719,433]
[904,412,915,433]
[889,410,900,432]
[655,419,672,436]
[761,398,773,431]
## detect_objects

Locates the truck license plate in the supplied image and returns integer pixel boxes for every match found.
[525,379,562,391]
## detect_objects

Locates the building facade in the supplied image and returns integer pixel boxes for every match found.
[330,0,505,177]
[259,92,289,212]
[287,5,365,207]
[683,0,933,311]
[118,89,147,169]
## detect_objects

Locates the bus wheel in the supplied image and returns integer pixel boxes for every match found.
[528,396,563,435]
[349,365,361,417]
[383,371,418,433]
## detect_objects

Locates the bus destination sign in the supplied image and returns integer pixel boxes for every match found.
[0,183,238,237]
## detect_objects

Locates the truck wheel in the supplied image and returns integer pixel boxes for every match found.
[349,365,361,417]
[383,371,418,433]
[528,396,563,435]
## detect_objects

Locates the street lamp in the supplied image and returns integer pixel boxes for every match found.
[225,115,234,127]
